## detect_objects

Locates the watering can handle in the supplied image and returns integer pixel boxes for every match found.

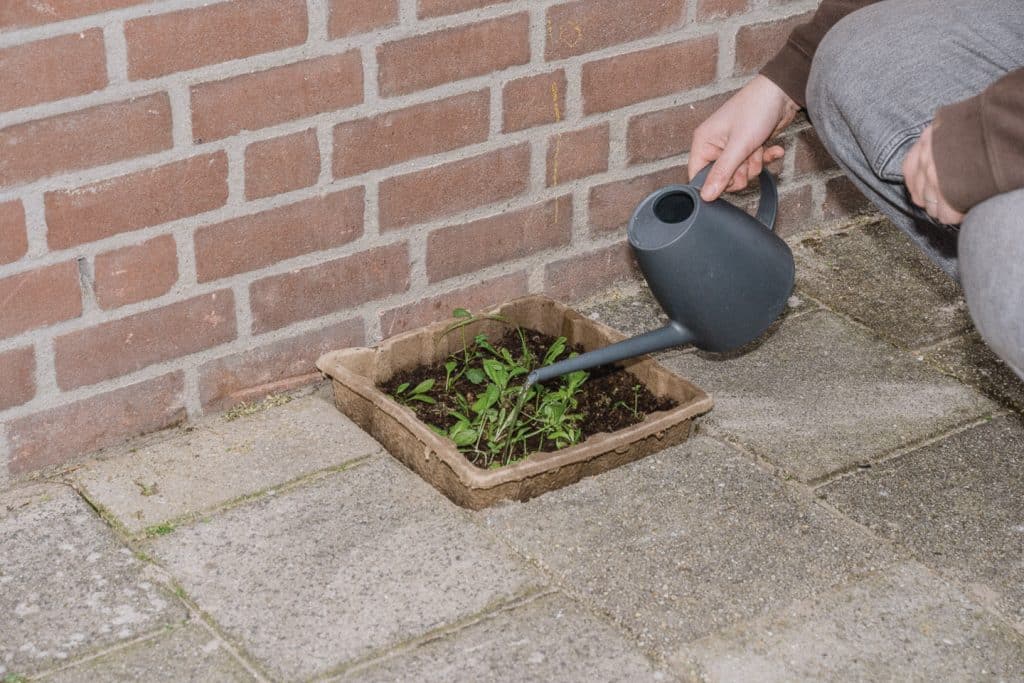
[689,163,779,233]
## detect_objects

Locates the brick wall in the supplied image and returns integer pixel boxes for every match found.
[0,0,861,479]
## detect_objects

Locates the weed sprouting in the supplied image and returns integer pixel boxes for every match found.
[390,308,590,468]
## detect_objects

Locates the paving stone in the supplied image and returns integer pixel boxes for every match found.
[674,562,1024,682]
[41,623,254,682]
[148,457,544,681]
[794,221,969,349]
[482,437,896,659]
[337,593,667,682]
[661,310,996,482]
[925,332,1024,413]
[73,388,383,534]
[820,415,1024,626]
[0,484,184,678]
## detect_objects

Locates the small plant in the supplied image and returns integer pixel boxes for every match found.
[392,378,437,406]
[390,308,591,469]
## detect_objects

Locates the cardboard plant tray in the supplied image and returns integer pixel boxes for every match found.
[316,295,713,509]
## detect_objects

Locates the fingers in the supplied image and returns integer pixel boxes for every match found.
[701,141,755,201]
[902,126,965,225]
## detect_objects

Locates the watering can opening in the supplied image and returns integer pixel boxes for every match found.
[527,165,795,388]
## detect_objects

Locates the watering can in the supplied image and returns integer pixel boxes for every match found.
[526,164,795,387]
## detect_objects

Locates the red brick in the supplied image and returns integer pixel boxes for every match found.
[0,262,81,340]
[544,241,640,302]
[126,0,308,80]
[588,164,686,233]
[199,318,364,410]
[245,129,320,200]
[334,91,489,178]
[427,197,572,282]
[379,144,529,230]
[191,52,363,142]
[0,93,172,188]
[94,235,179,310]
[195,188,364,282]
[502,69,567,133]
[418,0,512,18]
[54,291,236,390]
[734,12,812,74]
[250,243,409,333]
[774,183,814,238]
[0,346,35,411]
[329,0,398,37]
[0,31,107,113]
[627,91,734,164]
[0,1,147,30]
[794,128,836,175]
[7,372,185,475]
[46,152,227,250]
[380,271,528,337]
[582,36,718,114]
[545,0,684,60]
[824,175,872,221]
[378,14,530,97]
[697,0,749,21]
[547,124,609,186]
[0,200,27,265]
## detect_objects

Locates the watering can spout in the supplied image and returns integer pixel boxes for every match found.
[526,321,694,387]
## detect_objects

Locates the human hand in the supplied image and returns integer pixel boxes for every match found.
[688,75,800,202]
[902,124,964,225]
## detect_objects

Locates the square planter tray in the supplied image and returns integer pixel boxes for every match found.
[316,295,713,509]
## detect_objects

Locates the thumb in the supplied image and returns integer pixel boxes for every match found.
[699,142,752,202]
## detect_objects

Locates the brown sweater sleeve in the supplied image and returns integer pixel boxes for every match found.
[760,0,881,107]
[932,69,1024,213]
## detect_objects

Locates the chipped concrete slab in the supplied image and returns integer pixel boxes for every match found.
[336,593,667,683]
[0,484,184,678]
[73,388,382,534]
[40,623,254,682]
[148,457,545,681]
[794,221,969,349]
[674,562,1024,682]
[925,332,1024,413]
[483,437,896,659]
[820,416,1024,627]
[662,310,996,482]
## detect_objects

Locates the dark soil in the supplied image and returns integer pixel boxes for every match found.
[381,328,676,467]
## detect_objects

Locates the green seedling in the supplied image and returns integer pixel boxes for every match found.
[392,379,437,406]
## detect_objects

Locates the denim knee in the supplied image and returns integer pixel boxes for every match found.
[959,190,1024,378]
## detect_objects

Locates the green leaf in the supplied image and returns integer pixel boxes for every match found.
[395,382,409,394]
[482,359,509,389]
[452,308,472,319]
[409,394,436,404]
[543,337,567,366]
[465,368,486,385]
[411,378,435,395]
[444,360,457,373]
[472,384,500,414]
[448,409,470,422]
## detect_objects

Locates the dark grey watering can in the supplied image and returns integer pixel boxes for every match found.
[526,164,795,387]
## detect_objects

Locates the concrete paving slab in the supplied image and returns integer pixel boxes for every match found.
[0,484,184,678]
[148,457,545,681]
[820,415,1024,626]
[793,221,969,349]
[73,388,383,534]
[336,593,667,683]
[925,332,1024,413]
[40,623,254,682]
[661,310,996,482]
[674,562,1024,682]
[482,437,896,659]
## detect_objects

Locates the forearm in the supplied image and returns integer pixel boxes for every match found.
[933,68,1024,213]
[760,0,882,107]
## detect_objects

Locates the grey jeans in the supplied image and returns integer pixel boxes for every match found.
[806,0,1024,377]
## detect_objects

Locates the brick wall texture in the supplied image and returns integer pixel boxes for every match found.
[0,0,860,478]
